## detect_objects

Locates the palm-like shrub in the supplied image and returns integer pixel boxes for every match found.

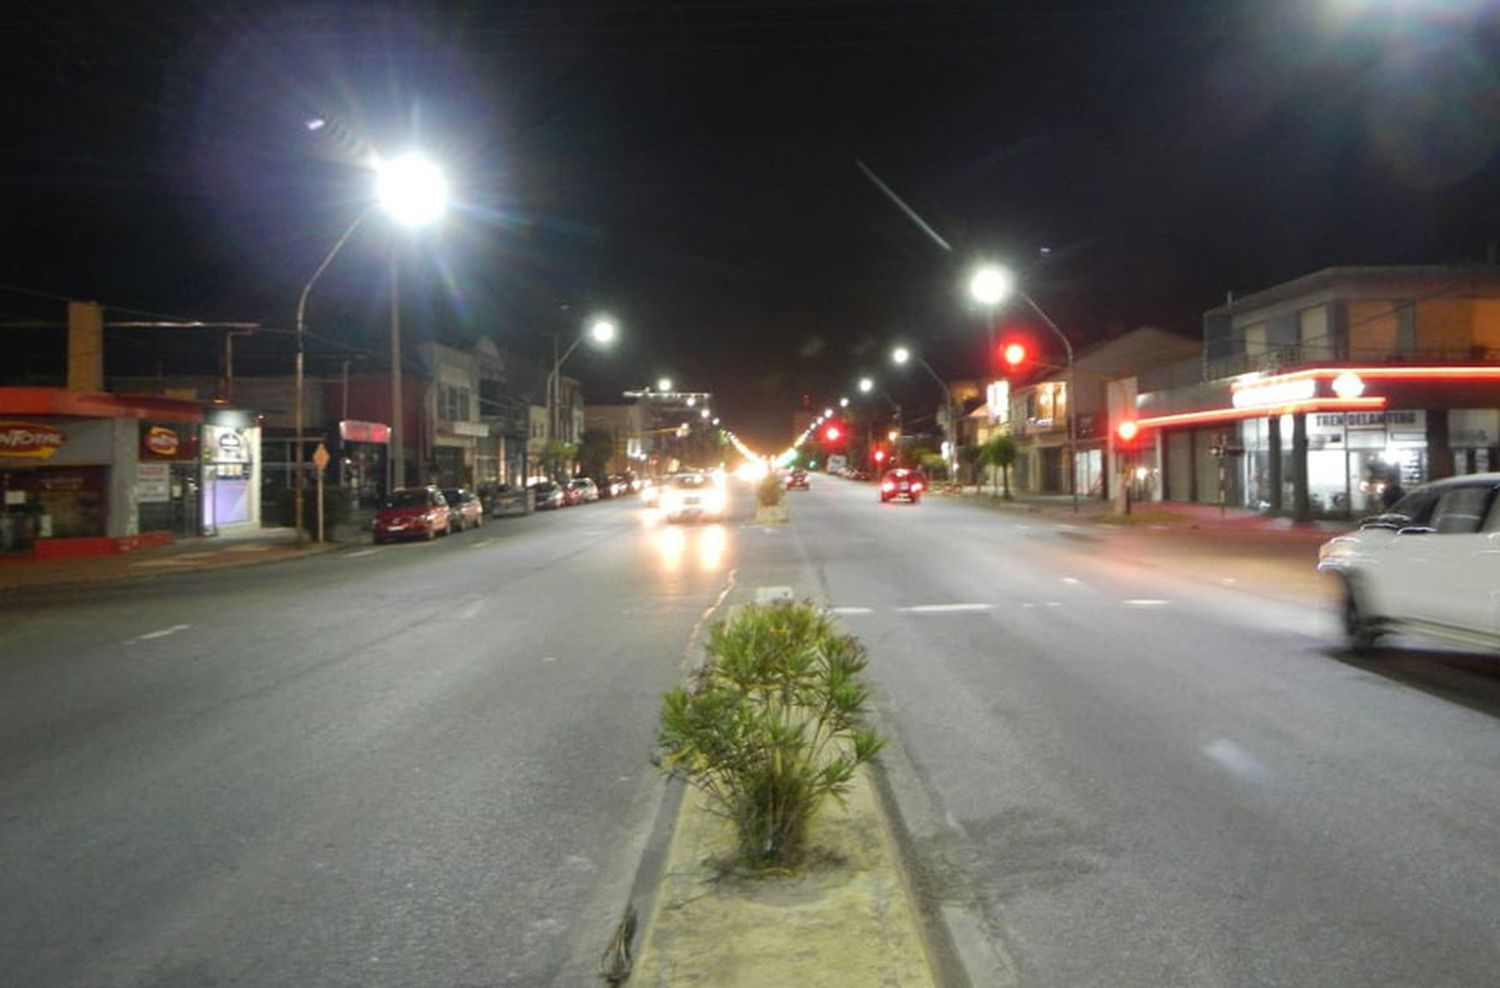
[658,603,885,869]
[756,472,784,507]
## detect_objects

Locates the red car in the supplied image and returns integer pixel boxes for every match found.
[878,469,925,504]
[373,486,451,543]
[786,469,810,490]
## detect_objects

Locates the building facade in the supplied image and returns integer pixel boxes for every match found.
[1133,266,1500,519]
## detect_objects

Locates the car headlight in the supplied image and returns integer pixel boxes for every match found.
[703,490,725,513]
[661,491,682,512]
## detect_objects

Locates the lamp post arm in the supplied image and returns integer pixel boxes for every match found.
[296,206,375,337]
[292,204,374,547]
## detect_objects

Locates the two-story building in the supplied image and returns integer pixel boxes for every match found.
[1132,265,1500,519]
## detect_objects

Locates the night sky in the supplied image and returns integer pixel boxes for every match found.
[4,1,1500,451]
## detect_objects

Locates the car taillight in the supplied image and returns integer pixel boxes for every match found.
[912,482,924,491]
[882,481,895,492]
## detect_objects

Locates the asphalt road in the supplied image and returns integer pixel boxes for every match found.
[8,477,1500,987]
[781,477,1500,987]
[0,494,749,987]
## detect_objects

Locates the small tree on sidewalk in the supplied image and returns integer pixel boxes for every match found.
[979,434,1016,499]
[958,443,981,489]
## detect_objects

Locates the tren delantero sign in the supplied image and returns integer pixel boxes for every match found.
[0,422,66,459]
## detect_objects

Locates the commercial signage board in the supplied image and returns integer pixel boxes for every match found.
[0,421,66,460]
[137,462,171,502]
[340,420,391,444]
[139,422,198,460]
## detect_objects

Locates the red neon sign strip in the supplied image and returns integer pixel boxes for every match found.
[1137,396,1387,430]
[1234,366,1500,390]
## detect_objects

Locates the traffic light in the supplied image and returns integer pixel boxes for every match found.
[824,424,842,443]
[873,448,888,465]
[998,338,1029,373]
[1115,420,1139,445]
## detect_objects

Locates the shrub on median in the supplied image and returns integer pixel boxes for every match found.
[657,602,886,870]
[756,472,783,508]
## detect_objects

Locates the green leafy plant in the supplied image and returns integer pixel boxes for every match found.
[978,433,1016,499]
[756,472,783,507]
[657,603,886,869]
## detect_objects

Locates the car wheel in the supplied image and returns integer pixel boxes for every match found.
[425,524,436,541]
[1341,578,1379,653]
[373,534,386,545]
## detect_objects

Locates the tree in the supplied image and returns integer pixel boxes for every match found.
[958,443,982,487]
[978,434,1016,499]
[578,427,615,483]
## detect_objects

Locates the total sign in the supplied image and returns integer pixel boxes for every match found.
[0,421,66,460]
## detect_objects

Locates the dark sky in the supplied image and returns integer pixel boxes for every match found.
[4,1,1499,450]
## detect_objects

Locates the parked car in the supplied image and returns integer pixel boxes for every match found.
[483,483,533,516]
[878,468,925,503]
[786,468,811,491]
[1318,473,1500,653]
[661,471,726,523]
[441,488,484,531]
[530,481,565,510]
[567,477,600,503]
[373,486,451,543]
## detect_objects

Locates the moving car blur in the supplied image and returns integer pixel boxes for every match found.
[1318,473,1500,653]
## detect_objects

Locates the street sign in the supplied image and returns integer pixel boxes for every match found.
[312,443,330,472]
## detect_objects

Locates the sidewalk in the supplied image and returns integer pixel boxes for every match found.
[0,526,342,595]
[939,487,1355,544]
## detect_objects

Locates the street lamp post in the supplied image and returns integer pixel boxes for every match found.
[893,345,957,482]
[292,151,448,546]
[547,317,617,479]
[969,263,1078,512]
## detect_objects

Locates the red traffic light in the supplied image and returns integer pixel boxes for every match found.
[1116,420,1140,444]
[824,424,842,442]
[873,448,887,464]
[999,340,1029,371]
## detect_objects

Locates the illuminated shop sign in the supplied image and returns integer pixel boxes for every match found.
[1231,377,1316,409]
[0,421,66,459]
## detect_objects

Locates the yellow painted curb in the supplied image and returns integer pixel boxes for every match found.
[632,765,936,987]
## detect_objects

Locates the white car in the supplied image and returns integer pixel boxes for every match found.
[660,472,726,523]
[1318,474,1500,652]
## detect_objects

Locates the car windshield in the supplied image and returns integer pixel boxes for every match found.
[383,490,428,509]
[442,490,463,504]
[672,474,710,489]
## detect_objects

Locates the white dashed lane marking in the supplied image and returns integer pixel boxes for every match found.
[130,624,190,643]
[1124,599,1172,607]
[898,603,993,614]
[345,548,381,558]
[831,606,873,615]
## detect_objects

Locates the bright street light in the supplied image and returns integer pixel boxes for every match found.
[700,409,710,419]
[859,377,874,393]
[657,377,673,392]
[590,319,617,344]
[823,407,834,418]
[839,397,849,408]
[891,346,910,365]
[375,152,449,228]
[968,264,1014,307]
[548,314,621,477]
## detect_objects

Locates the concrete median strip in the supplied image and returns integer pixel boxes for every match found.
[630,764,936,987]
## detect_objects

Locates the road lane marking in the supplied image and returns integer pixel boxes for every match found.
[1124,599,1171,607]
[132,624,190,642]
[457,599,485,620]
[1045,601,1062,607]
[345,548,381,558]
[1203,738,1269,782]
[466,538,494,549]
[1220,578,1237,586]
[543,656,559,663]
[831,606,873,615]
[898,603,993,613]
[1061,577,1081,585]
